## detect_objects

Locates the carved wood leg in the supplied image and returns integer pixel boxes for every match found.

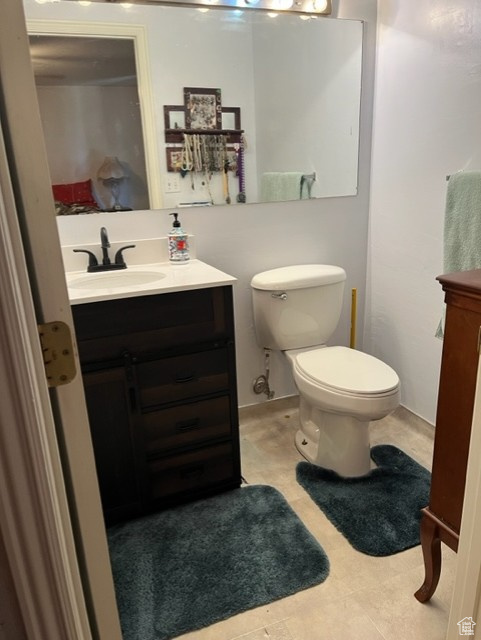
[414,510,442,603]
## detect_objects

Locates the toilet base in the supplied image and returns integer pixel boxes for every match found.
[295,399,373,477]
[295,430,319,465]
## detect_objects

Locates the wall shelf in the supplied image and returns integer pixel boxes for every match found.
[165,128,244,144]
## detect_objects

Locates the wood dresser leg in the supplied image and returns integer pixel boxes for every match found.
[414,510,442,603]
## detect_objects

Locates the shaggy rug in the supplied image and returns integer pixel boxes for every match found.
[296,444,431,556]
[107,484,329,640]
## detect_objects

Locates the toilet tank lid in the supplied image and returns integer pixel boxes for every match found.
[251,265,346,291]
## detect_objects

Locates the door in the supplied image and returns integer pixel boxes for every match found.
[0,1,121,638]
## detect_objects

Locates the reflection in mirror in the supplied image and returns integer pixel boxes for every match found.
[29,34,151,213]
[25,1,363,213]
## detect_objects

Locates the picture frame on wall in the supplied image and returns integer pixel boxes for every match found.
[166,147,184,172]
[221,107,241,131]
[163,105,186,130]
[184,87,222,130]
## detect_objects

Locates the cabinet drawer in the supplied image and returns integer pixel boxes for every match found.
[73,287,232,363]
[137,348,229,408]
[143,395,231,454]
[148,442,235,501]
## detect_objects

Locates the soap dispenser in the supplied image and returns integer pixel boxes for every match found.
[168,212,190,262]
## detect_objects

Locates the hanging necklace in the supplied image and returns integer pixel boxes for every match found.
[221,135,231,204]
[182,134,193,174]
[236,135,246,203]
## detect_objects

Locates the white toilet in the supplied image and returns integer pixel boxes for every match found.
[250,264,400,477]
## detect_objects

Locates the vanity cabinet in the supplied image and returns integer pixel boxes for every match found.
[415,269,481,602]
[72,285,241,525]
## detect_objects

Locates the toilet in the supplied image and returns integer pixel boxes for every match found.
[250,264,400,477]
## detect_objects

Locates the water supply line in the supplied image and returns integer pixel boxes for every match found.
[253,348,275,399]
[350,287,357,349]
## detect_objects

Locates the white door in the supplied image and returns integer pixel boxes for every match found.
[0,1,121,638]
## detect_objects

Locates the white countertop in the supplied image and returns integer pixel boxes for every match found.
[66,259,237,305]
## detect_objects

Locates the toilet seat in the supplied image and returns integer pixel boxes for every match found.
[287,345,400,421]
[294,346,399,397]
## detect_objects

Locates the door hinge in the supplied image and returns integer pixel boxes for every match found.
[38,321,77,387]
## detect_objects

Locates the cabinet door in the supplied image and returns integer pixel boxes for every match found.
[83,367,142,524]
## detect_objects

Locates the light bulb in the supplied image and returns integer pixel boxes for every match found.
[312,0,328,12]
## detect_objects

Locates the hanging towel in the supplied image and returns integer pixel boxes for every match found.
[260,172,305,202]
[436,171,481,338]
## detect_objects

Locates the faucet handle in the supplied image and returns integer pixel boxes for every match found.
[73,249,99,270]
[114,244,136,267]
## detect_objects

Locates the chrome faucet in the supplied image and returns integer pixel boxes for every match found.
[73,227,136,272]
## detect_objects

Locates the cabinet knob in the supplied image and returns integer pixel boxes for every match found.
[175,418,200,433]
[180,464,205,480]
[174,372,196,383]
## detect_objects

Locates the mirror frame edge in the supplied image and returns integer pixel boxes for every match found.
[26,18,163,210]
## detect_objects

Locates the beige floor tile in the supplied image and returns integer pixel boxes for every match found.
[174,397,454,640]
[233,620,294,640]
[352,564,454,640]
[284,595,386,640]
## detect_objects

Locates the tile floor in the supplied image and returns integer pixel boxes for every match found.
[177,397,456,640]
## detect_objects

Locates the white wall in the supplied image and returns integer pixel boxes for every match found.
[367,0,481,424]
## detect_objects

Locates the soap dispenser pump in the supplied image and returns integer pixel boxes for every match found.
[168,212,190,262]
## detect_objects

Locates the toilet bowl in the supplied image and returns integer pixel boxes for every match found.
[250,264,400,477]
[286,346,399,476]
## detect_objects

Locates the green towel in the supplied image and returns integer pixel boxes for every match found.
[436,171,481,337]
[260,172,305,202]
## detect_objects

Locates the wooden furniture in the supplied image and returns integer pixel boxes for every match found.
[72,285,241,525]
[415,269,481,602]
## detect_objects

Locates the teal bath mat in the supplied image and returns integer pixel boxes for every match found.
[108,484,329,640]
[296,444,431,556]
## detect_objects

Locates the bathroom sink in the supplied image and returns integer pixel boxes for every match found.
[68,270,167,290]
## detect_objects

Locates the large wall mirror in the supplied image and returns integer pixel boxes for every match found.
[24,0,363,214]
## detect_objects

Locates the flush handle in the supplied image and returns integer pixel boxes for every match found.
[271,292,287,300]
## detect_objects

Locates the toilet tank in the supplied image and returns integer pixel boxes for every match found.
[251,265,346,350]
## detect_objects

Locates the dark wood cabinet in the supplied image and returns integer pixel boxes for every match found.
[415,269,481,602]
[72,285,241,525]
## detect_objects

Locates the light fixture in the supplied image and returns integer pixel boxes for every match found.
[312,0,328,12]
[97,156,127,211]
[273,0,294,9]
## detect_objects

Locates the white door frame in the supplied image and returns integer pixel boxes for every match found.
[0,1,122,638]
